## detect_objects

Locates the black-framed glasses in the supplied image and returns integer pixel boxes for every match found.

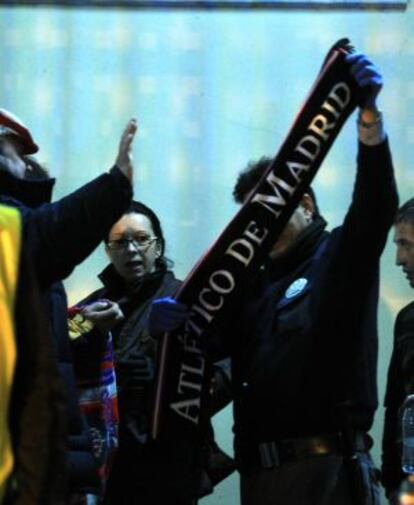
[107,235,158,251]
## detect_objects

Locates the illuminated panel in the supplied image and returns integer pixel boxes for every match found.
[0,0,407,8]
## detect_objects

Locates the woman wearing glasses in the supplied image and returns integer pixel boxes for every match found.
[70,200,233,505]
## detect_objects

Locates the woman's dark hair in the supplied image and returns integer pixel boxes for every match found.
[106,200,171,270]
[233,156,320,217]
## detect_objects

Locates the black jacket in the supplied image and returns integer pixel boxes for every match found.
[74,265,232,436]
[225,139,398,455]
[0,166,132,494]
[382,301,414,496]
[72,265,234,499]
[74,266,182,442]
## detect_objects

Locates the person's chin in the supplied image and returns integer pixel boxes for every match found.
[124,266,145,282]
[130,270,145,281]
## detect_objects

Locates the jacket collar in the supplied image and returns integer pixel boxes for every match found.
[266,215,328,280]
[98,263,168,300]
[0,170,55,207]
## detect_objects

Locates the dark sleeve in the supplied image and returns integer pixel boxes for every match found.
[23,167,132,288]
[316,138,398,327]
[382,311,407,496]
[208,358,232,416]
[336,139,398,265]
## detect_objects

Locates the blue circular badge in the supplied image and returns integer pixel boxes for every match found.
[285,278,308,299]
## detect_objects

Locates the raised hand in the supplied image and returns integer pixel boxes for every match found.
[115,118,138,183]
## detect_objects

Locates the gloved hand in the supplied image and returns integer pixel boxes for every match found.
[148,297,189,336]
[345,52,383,110]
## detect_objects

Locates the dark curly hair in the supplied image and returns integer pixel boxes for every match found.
[233,156,320,217]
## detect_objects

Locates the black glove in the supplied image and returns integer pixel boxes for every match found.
[148,296,189,336]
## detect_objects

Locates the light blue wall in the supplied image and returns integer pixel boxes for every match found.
[1,5,413,503]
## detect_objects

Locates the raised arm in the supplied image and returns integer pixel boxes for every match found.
[24,120,137,288]
[314,55,398,346]
[337,54,398,263]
